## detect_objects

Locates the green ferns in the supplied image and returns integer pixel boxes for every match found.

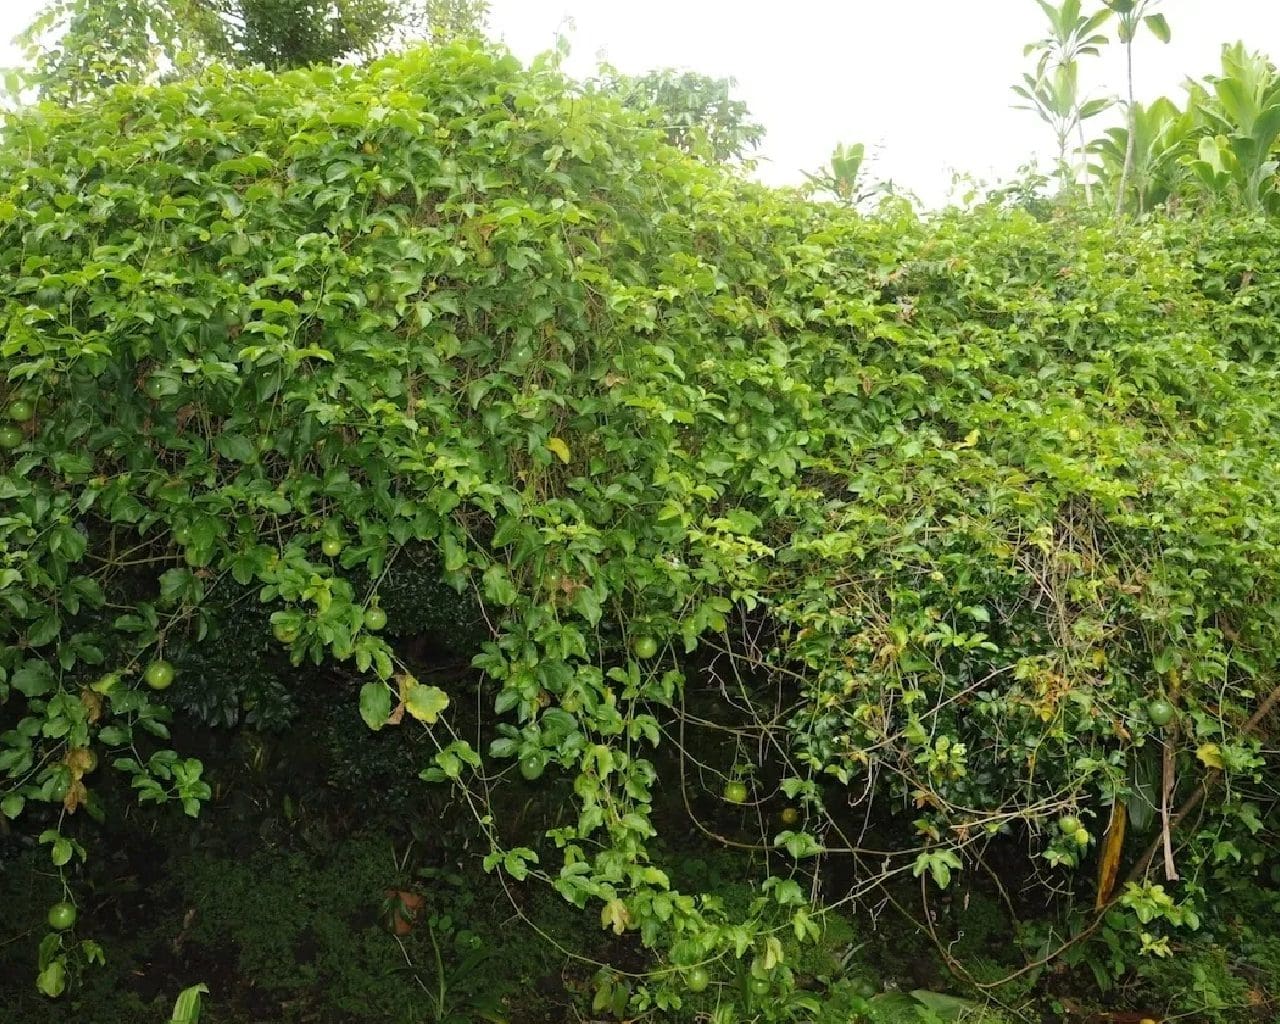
[2,42,1280,1011]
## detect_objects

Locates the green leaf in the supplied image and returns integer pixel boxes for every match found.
[1,794,24,819]
[36,960,66,999]
[910,990,977,1021]
[358,682,391,731]
[213,434,256,463]
[1143,12,1170,42]
[12,662,54,697]
[170,983,210,1024]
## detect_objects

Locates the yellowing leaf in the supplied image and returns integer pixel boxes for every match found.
[404,683,450,724]
[1196,743,1226,769]
[1095,800,1127,909]
[600,897,631,935]
[547,437,571,464]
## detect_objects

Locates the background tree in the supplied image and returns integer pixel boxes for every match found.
[1090,96,1195,214]
[1017,0,1112,198]
[1104,0,1171,214]
[1185,43,1280,212]
[591,66,764,165]
[802,141,883,206]
[19,0,489,100]
[1014,61,1110,192]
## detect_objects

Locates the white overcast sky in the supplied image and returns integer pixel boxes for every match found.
[3,1,1279,202]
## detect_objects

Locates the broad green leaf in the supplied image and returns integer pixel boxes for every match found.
[1144,12,1170,42]
[170,983,210,1024]
[358,683,391,731]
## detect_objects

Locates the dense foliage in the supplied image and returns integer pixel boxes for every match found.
[17,0,490,101]
[3,35,1280,1021]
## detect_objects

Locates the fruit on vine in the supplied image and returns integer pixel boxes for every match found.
[685,967,710,993]
[734,420,751,439]
[364,606,388,631]
[747,975,770,997]
[272,621,299,644]
[7,399,33,422]
[519,755,545,781]
[780,806,799,826]
[723,780,748,804]
[144,660,175,690]
[1058,815,1081,836]
[173,525,193,546]
[143,374,171,400]
[632,635,658,660]
[1147,699,1175,727]
[0,425,23,449]
[48,901,76,931]
[321,537,343,558]
[1073,827,1090,847]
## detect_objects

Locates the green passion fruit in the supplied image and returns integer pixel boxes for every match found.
[143,660,175,690]
[723,780,748,804]
[364,606,388,631]
[632,635,659,660]
[273,621,300,643]
[7,399,34,422]
[47,901,76,931]
[685,967,711,993]
[1147,699,1175,727]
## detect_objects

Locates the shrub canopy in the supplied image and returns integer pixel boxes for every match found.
[2,41,1279,1000]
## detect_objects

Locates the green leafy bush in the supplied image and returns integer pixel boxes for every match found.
[3,39,1280,1013]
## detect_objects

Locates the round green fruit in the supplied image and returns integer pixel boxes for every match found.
[723,780,748,804]
[519,756,545,781]
[173,525,193,546]
[1074,827,1090,847]
[0,425,23,449]
[48,901,76,931]
[272,621,299,644]
[364,606,388,631]
[632,635,658,660]
[143,660,175,690]
[780,806,799,826]
[7,399,33,422]
[733,421,751,439]
[747,976,770,997]
[1147,699,1175,727]
[1058,815,1081,836]
[321,537,343,558]
[685,967,710,993]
